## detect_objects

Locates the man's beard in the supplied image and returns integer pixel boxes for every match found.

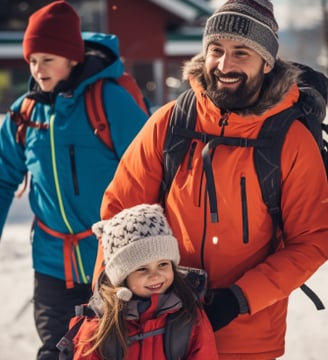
[205,68,265,111]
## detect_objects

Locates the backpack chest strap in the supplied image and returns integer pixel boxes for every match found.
[36,218,93,289]
[128,327,165,344]
[201,135,272,223]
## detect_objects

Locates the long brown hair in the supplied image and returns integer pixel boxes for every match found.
[83,274,128,358]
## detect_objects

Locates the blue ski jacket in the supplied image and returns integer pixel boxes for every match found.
[0,32,148,287]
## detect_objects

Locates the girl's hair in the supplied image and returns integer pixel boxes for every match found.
[84,263,201,359]
[83,273,128,359]
[170,266,201,325]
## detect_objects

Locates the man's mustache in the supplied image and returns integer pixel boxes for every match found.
[213,70,247,82]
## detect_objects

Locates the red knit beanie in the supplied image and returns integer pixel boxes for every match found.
[23,0,84,63]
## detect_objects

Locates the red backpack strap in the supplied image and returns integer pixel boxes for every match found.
[85,79,115,152]
[36,218,93,289]
[85,74,148,152]
[117,72,150,115]
[56,305,97,360]
[10,97,49,146]
[10,97,49,198]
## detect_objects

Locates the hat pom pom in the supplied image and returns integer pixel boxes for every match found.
[117,287,133,302]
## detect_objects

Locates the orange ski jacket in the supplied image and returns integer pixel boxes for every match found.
[95,60,328,359]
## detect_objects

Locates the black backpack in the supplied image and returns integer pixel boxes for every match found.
[57,267,207,360]
[160,63,328,310]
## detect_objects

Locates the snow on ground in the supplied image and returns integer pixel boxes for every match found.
[0,195,328,359]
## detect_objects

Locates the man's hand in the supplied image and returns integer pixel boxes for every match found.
[203,286,248,331]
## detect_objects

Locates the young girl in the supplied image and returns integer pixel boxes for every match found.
[69,204,218,359]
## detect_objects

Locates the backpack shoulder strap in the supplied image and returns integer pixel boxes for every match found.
[164,311,193,360]
[85,78,116,152]
[10,97,49,146]
[160,88,197,203]
[56,303,125,360]
[127,309,193,360]
[254,106,302,241]
[85,74,149,153]
[117,72,150,115]
[297,88,328,175]
[254,105,325,310]
[9,97,48,198]
[56,305,96,360]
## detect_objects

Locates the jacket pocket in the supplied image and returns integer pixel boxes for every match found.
[69,144,79,195]
[240,176,249,244]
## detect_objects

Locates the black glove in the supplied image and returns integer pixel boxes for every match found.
[203,286,248,331]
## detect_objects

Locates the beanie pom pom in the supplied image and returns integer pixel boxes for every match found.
[117,287,133,302]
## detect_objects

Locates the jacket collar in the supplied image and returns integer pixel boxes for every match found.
[126,291,182,321]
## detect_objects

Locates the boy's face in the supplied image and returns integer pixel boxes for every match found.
[126,259,174,298]
[29,53,77,92]
[204,39,272,110]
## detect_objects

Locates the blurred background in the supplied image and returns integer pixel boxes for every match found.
[0,2,328,360]
[0,0,327,113]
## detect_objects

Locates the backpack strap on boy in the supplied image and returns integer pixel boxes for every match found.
[10,97,49,146]
[85,78,115,152]
[85,73,150,154]
[10,72,148,153]
[116,72,150,115]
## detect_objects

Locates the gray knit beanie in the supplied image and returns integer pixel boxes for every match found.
[92,204,180,288]
[203,0,279,67]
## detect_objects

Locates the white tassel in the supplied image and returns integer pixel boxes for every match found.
[117,287,133,302]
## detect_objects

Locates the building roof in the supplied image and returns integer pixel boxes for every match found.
[166,28,204,56]
[0,0,213,59]
[149,0,212,21]
[0,32,23,58]
[149,0,212,56]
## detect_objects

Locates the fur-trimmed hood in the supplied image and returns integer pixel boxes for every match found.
[182,54,302,116]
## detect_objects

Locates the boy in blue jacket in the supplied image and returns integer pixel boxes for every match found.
[0,1,148,359]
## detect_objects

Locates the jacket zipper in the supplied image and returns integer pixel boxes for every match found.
[69,144,80,195]
[200,185,208,269]
[49,114,88,284]
[219,111,229,135]
[240,176,249,244]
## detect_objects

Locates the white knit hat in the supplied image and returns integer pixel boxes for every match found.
[92,204,180,288]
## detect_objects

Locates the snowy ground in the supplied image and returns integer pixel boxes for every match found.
[0,194,328,360]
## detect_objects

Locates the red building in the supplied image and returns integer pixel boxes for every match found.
[0,0,212,112]
[106,0,212,106]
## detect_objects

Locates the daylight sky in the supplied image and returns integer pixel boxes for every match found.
[210,0,323,31]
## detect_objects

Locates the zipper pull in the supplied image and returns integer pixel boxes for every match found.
[218,111,230,136]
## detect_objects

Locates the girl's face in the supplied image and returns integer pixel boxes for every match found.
[126,259,174,298]
[29,53,77,92]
